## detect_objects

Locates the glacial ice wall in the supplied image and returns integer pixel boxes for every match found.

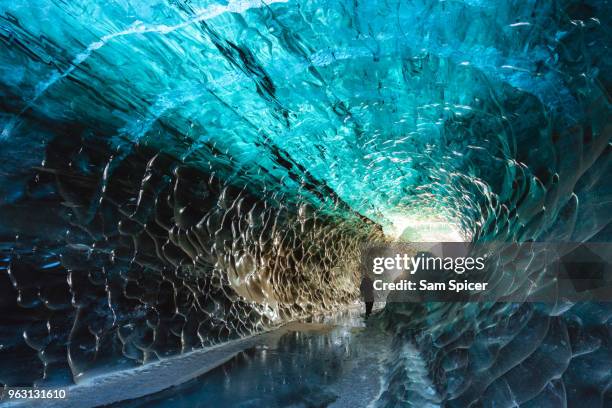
[0,0,610,405]
[1,137,382,385]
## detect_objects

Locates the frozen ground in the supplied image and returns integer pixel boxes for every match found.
[3,303,438,408]
[115,305,393,408]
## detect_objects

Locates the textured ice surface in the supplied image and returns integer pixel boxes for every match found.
[0,0,611,406]
[4,308,391,408]
[0,140,382,385]
[112,307,394,408]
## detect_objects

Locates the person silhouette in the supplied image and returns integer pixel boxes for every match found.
[360,274,375,318]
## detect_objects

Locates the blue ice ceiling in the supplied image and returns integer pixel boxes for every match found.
[4,0,608,233]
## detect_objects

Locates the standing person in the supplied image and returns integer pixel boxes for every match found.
[360,274,375,318]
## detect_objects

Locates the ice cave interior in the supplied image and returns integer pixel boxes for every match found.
[0,0,610,406]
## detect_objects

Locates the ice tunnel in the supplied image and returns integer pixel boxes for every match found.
[0,0,610,406]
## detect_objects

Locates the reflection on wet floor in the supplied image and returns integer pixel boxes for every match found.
[113,306,391,408]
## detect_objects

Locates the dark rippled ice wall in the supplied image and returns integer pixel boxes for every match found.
[0,0,611,406]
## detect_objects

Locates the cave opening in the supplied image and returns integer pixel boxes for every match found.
[384,212,467,242]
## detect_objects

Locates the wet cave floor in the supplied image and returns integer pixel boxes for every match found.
[113,306,398,408]
[6,305,438,408]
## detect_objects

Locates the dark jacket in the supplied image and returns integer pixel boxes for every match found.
[360,276,375,302]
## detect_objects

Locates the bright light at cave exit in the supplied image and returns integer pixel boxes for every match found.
[384,212,465,242]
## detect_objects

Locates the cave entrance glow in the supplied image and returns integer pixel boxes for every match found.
[384,212,466,242]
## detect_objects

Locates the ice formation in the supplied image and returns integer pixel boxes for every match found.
[0,0,610,406]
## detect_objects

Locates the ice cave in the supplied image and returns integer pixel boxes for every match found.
[0,0,610,407]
